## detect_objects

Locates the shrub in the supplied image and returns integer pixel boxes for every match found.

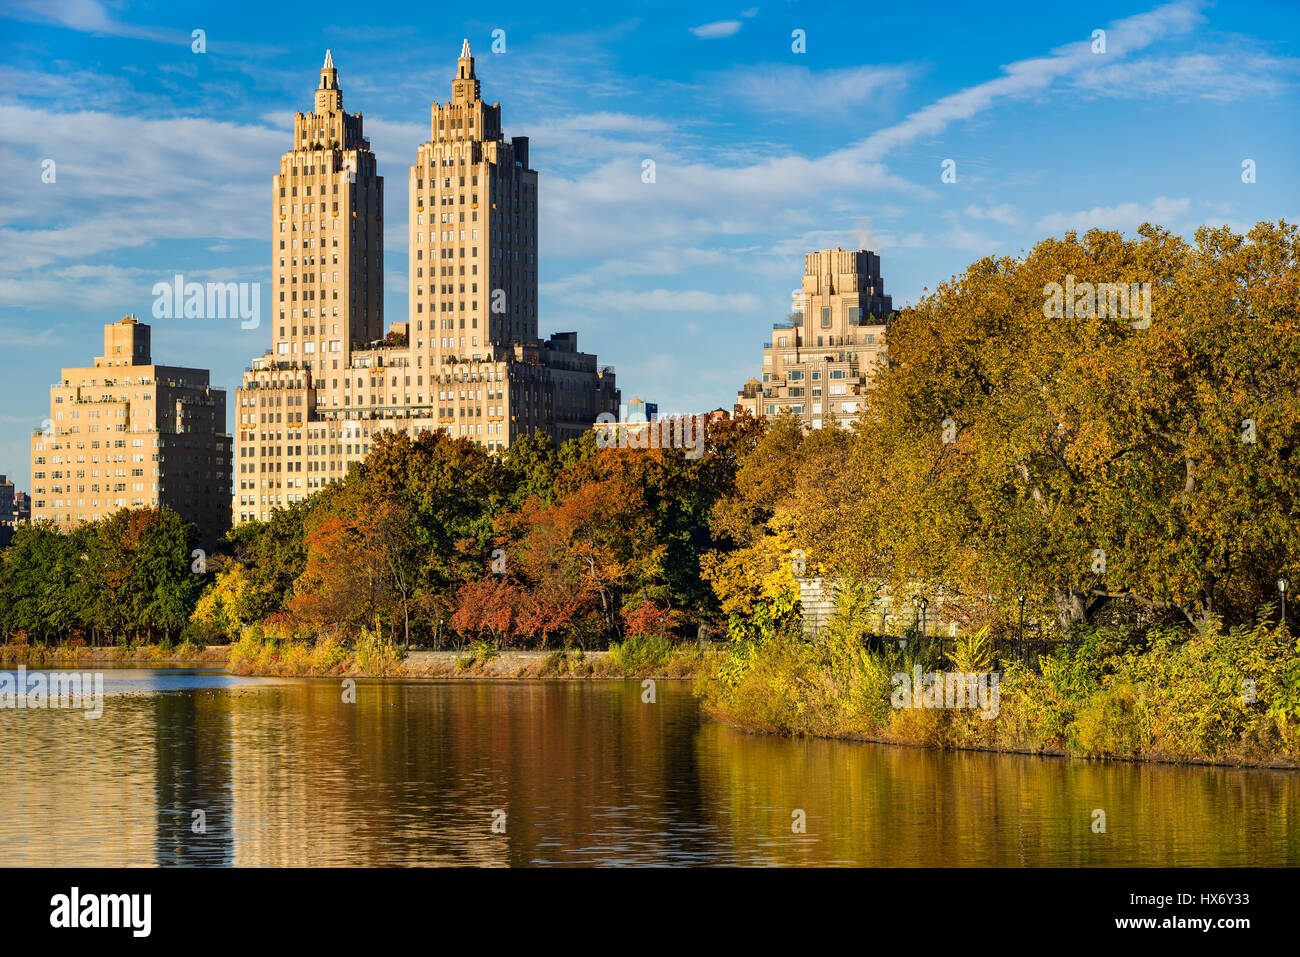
[354,624,406,675]
[311,635,348,673]
[699,616,1300,762]
[606,633,673,674]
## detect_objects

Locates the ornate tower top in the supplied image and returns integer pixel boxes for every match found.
[453,38,479,103]
[316,49,342,112]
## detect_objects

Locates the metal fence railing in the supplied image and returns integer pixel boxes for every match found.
[863,629,1077,672]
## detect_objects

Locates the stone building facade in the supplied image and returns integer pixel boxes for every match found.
[735,248,893,429]
[29,317,231,545]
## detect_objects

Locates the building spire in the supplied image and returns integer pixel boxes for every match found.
[453,38,479,101]
[319,49,339,90]
[316,49,342,111]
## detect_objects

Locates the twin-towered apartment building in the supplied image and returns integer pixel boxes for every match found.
[28,42,898,541]
[235,42,620,523]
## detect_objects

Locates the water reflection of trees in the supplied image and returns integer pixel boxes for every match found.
[693,725,1300,866]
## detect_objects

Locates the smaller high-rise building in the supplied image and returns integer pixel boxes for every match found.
[0,475,14,548]
[29,317,231,545]
[12,491,30,525]
[627,397,658,423]
[0,475,13,525]
[735,248,893,429]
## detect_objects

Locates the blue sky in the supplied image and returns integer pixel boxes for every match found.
[1,0,1297,486]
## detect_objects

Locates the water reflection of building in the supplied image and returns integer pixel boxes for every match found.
[153,690,235,865]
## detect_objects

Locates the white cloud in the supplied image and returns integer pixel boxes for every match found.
[562,288,765,312]
[844,0,1206,164]
[719,63,912,115]
[690,21,743,39]
[0,105,282,273]
[964,203,1022,227]
[1035,196,1192,234]
[539,1,1208,263]
[1,0,182,43]
[1070,52,1300,102]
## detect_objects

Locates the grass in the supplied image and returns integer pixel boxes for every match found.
[227,630,403,677]
[0,639,221,665]
[414,638,718,678]
[2,632,718,681]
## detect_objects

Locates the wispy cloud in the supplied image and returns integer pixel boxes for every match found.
[0,104,280,298]
[846,0,1207,163]
[564,288,764,312]
[690,21,743,40]
[964,203,1022,227]
[718,63,912,115]
[1069,51,1300,102]
[0,0,183,43]
[1035,196,1192,234]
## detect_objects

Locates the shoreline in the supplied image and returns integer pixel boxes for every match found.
[1,644,710,679]
[228,647,710,680]
[701,706,1300,771]
[0,645,228,667]
[10,644,1300,769]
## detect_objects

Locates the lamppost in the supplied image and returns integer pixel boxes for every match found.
[920,598,929,640]
[1279,577,1289,631]
[1017,595,1026,662]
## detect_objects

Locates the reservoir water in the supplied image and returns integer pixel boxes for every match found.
[2,669,1296,866]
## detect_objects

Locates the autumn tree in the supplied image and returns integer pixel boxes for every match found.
[823,220,1300,632]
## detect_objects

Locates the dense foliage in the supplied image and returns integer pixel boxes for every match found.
[188,416,764,649]
[792,220,1300,633]
[0,507,202,644]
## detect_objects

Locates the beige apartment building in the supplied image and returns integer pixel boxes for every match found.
[29,317,231,545]
[735,249,893,429]
[234,43,619,524]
